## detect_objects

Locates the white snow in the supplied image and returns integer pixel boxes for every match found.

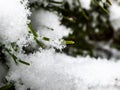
[0,62,7,86]
[80,0,91,10]
[31,9,71,49]
[6,50,120,90]
[109,1,120,30]
[1,0,120,90]
[0,0,30,44]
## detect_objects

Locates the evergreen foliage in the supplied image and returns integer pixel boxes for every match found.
[29,0,118,59]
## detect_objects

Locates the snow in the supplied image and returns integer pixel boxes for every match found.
[109,1,120,30]
[80,0,91,10]
[0,62,7,86]
[1,0,120,90]
[6,50,120,90]
[31,9,71,49]
[0,0,30,44]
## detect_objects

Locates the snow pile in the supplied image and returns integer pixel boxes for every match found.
[31,9,71,49]
[1,0,120,90]
[80,0,91,10]
[6,50,120,90]
[0,0,30,44]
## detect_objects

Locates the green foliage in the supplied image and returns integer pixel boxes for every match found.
[93,0,109,14]
[64,40,75,45]
[29,0,118,58]
[59,1,113,57]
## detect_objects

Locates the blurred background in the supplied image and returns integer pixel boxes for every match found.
[29,0,120,59]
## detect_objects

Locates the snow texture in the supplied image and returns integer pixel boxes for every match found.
[1,0,120,90]
[0,0,30,44]
[6,50,120,90]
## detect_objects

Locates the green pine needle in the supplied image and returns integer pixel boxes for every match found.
[43,37,50,41]
[64,40,75,45]
[93,0,109,14]
[18,60,30,66]
[28,24,38,38]
[5,47,17,64]
[107,0,112,5]
[77,0,89,20]
[34,37,46,49]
